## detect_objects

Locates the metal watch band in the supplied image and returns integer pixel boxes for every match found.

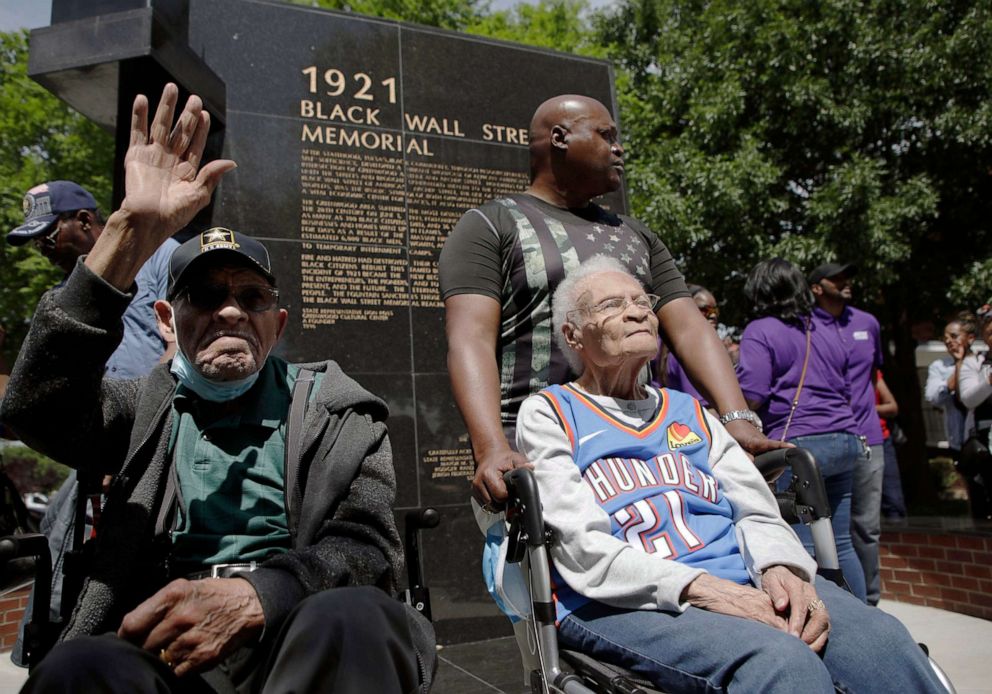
[718,409,763,433]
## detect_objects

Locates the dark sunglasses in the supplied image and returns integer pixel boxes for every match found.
[699,304,720,320]
[180,283,279,313]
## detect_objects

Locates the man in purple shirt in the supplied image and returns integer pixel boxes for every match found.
[809,262,885,605]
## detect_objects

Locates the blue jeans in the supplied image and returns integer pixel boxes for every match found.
[558,577,944,693]
[778,432,866,602]
[851,443,885,605]
[881,437,907,519]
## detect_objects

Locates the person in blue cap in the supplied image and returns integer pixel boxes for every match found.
[7,180,178,379]
[5,184,182,668]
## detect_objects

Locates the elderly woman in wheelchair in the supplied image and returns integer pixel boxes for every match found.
[511,255,945,693]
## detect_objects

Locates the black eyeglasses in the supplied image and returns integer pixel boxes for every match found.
[180,283,279,313]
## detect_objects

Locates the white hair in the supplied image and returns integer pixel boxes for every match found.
[551,255,635,373]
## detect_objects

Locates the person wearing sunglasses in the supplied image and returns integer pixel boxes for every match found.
[2,84,433,693]
[6,180,179,380]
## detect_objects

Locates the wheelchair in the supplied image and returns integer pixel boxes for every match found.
[0,504,440,671]
[497,448,957,694]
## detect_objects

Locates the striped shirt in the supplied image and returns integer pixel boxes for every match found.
[440,194,688,425]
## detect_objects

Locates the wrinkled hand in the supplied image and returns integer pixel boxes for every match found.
[120,83,236,243]
[761,565,830,652]
[682,573,787,632]
[472,447,531,508]
[724,419,793,457]
[118,577,264,677]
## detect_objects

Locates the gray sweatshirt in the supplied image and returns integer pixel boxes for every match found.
[516,386,818,613]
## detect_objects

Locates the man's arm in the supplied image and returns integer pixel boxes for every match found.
[659,298,787,454]
[1,84,233,468]
[445,294,528,506]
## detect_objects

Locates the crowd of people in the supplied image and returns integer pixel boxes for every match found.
[0,83,965,693]
[926,309,992,518]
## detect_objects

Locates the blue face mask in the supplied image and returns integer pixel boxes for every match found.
[168,312,262,402]
[170,349,259,402]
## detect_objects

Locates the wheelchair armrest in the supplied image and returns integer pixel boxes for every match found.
[0,533,49,564]
[400,508,440,621]
[0,533,53,640]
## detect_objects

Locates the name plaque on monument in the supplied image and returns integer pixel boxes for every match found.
[31,0,623,641]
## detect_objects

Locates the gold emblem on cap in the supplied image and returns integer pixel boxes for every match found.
[199,227,240,253]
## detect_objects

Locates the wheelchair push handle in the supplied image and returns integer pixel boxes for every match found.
[752,448,790,482]
[503,468,546,547]
[780,447,830,520]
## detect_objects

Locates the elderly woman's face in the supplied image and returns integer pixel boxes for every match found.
[569,272,659,368]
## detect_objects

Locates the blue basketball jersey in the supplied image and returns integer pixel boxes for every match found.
[539,384,750,620]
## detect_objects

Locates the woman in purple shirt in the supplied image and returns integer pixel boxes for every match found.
[736,259,866,601]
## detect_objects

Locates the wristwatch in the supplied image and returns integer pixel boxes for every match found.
[718,409,763,433]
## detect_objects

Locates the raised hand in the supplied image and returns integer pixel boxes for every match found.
[121,83,236,241]
[86,83,237,290]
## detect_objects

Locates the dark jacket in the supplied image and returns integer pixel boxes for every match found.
[0,261,402,639]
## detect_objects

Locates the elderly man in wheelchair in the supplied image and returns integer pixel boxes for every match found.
[509,255,945,693]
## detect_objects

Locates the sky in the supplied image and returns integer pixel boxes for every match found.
[0,1,51,32]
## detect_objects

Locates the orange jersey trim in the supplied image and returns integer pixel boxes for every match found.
[539,391,576,453]
[692,399,712,448]
[562,384,669,439]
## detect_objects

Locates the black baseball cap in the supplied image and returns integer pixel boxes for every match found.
[7,181,98,246]
[168,228,275,299]
[808,262,857,284]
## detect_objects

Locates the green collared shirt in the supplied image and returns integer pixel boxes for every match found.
[168,357,309,571]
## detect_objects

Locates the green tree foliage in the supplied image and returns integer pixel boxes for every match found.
[597,0,991,326]
[0,445,69,495]
[466,0,596,55]
[292,0,486,30]
[295,0,595,54]
[0,30,113,367]
[597,0,992,502]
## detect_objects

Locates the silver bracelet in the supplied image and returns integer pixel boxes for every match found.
[718,409,763,433]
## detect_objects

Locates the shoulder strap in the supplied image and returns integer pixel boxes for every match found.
[780,318,813,442]
[285,368,317,498]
